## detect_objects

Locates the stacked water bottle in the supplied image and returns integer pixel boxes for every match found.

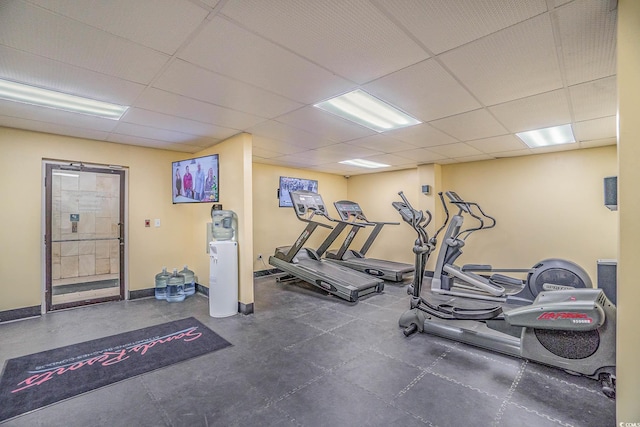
[154,265,196,302]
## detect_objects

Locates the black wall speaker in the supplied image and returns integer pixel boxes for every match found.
[604,176,617,211]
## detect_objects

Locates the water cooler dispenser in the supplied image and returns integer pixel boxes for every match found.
[209,207,239,318]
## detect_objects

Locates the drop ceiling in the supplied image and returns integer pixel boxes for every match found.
[0,0,617,175]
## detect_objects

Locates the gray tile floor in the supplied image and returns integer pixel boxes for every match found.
[0,276,615,426]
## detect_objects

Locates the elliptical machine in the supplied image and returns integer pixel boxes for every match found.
[431,191,591,305]
[392,191,616,398]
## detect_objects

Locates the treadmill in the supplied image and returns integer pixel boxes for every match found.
[324,200,414,282]
[269,191,384,302]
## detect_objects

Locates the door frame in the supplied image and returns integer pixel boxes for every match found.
[42,160,128,312]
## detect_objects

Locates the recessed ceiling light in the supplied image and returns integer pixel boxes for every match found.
[339,158,390,169]
[516,124,576,148]
[0,78,129,120]
[314,89,421,132]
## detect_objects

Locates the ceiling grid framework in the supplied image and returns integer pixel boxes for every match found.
[0,0,618,175]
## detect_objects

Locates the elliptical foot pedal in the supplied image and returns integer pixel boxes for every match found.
[490,273,524,287]
[418,296,503,320]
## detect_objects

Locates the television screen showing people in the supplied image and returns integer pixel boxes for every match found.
[172,154,219,204]
[279,176,318,207]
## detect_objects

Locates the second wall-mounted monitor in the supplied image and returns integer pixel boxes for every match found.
[278,176,318,207]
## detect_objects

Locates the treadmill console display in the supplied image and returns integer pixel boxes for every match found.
[290,191,328,219]
[334,201,364,221]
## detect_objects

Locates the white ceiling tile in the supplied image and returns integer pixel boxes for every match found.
[122,108,238,141]
[0,0,619,172]
[112,122,218,145]
[573,116,616,142]
[27,0,209,55]
[252,146,283,159]
[0,1,169,84]
[312,143,384,161]
[0,115,111,141]
[394,148,447,163]
[134,88,264,130]
[309,162,372,176]
[359,153,417,167]
[385,123,458,147]
[466,135,529,153]
[0,45,146,105]
[180,17,354,104]
[304,164,361,176]
[555,0,617,85]
[0,99,120,132]
[346,134,417,153]
[163,142,213,152]
[569,77,617,122]
[107,133,178,150]
[493,149,533,158]
[252,135,309,155]
[430,109,508,141]
[270,153,332,167]
[440,14,562,106]
[220,0,429,83]
[427,143,483,158]
[275,107,374,142]
[364,59,480,122]
[253,156,311,169]
[489,89,571,132]
[247,120,335,149]
[153,60,303,118]
[376,0,547,54]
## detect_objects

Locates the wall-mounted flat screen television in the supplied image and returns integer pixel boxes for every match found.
[172,154,219,204]
[278,176,318,207]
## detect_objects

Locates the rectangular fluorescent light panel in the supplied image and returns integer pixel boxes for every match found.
[339,158,390,169]
[516,124,576,148]
[0,78,128,120]
[314,89,421,132]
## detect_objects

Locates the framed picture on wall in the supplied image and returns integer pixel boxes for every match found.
[278,176,318,207]
[172,154,219,204]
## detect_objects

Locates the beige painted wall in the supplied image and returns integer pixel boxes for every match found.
[251,163,347,270]
[617,0,640,421]
[335,148,617,281]
[345,168,419,265]
[440,146,617,282]
[0,127,251,312]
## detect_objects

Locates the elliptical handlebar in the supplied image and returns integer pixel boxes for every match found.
[395,191,431,246]
[442,191,497,240]
[433,192,449,242]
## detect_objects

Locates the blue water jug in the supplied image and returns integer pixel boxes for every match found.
[180,265,196,296]
[166,268,185,302]
[154,267,170,300]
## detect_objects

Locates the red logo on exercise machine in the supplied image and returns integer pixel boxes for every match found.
[537,312,593,323]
